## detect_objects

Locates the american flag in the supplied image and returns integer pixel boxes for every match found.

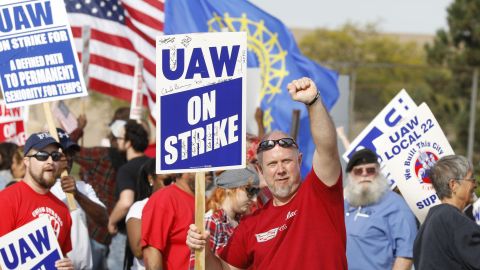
[65,0,164,120]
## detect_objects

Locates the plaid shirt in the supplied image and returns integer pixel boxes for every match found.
[189,209,236,269]
[74,146,124,245]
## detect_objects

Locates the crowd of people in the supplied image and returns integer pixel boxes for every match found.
[0,77,479,270]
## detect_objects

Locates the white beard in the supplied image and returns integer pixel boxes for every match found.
[344,173,389,207]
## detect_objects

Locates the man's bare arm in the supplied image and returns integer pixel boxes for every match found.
[287,77,341,186]
[392,257,413,270]
[143,246,163,270]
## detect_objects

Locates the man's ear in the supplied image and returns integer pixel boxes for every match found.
[298,152,303,166]
[23,156,29,167]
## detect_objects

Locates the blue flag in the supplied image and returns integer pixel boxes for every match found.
[164,0,339,177]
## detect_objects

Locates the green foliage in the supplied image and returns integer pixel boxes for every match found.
[426,0,480,175]
[299,23,430,121]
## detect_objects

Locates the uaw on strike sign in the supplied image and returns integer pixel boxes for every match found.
[0,216,63,270]
[0,0,87,108]
[156,32,247,173]
[373,103,454,223]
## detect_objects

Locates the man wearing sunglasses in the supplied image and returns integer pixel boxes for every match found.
[187,77,347,269]
[344,148,417,270]
[0,132,74,269]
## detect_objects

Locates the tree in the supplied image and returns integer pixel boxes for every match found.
[425,0,480,165]
[299,23,431,124]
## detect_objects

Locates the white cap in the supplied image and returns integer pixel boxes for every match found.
[109,120,126,138]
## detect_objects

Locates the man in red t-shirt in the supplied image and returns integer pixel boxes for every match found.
[187,77,347,270]
[0,132,74,269]
[141,173,196,269]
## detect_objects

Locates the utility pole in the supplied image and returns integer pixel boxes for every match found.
[467,68,478,163]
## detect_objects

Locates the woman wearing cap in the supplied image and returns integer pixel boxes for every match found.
[189,167,260,269]
[189,168,260,268]
[125,158,173,270]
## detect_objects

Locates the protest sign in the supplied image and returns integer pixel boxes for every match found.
[0,216,63,270]
[373,103,454,223]
[343,90,417,186]
[51,100,77,134]
[0,100,26,145]
[473,199,480,226]
[0,0,87,108]
[156,32,247,173]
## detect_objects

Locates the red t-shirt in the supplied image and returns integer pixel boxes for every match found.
[141,184,195,270]
[0,181,73,255]
[220,169,347,269]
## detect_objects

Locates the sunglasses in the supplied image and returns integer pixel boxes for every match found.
[352,167,377,176]
[257,138,298,154]
[26,151,64,162]
[244,186,260,199]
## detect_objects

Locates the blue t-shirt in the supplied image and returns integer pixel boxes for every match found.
[344,190,417,270]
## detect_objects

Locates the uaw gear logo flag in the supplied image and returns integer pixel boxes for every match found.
[164,0,340,178]
[414,150,438,184]
[374,103,454,223]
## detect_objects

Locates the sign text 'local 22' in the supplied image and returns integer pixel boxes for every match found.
[156,32,247,173]
[0,0,87,108]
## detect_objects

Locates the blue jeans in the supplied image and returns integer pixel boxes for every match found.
[91,239,108,270]
[107,233,127,270]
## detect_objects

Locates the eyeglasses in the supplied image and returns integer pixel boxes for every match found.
[352,166,377,177]
[257,138,298,154]
[26,151,64,162]
[456,178,478,185]
[244,186,260,199]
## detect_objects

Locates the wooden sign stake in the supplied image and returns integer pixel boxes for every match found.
[43,102,77,211]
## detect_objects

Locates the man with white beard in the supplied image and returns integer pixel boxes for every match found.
[344,148,417,270]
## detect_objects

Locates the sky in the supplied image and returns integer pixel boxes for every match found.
[250,0,453,35]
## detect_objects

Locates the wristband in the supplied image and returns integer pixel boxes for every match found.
[307,92,320,106]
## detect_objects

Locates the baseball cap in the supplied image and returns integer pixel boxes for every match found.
[346,148,379,172]
[56,128,80,152]
[215,167,260,189]
[24,132,62,155]
[109,120,126,138]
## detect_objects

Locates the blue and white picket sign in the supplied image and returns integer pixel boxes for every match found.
[0,216,63,270]
[373,103,454,223]
[0,0,87,108]
[156,32,247,173]
[343,90,417,187]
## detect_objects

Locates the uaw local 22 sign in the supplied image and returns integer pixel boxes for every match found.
[374,103,453,223]
[156,32,247,173]
[0,0,87,108]
[343,90,417,187]
[0,216,63,270]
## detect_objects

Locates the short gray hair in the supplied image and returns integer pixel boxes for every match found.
[431,155,472,200]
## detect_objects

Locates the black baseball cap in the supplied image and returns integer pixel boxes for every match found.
[346,148,379,172]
